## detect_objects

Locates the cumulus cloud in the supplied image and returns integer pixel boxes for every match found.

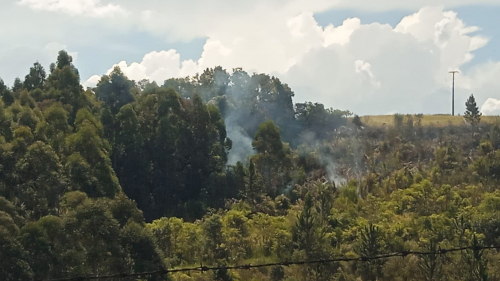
[18,0,127,18]
[95,50,196,85]
[17,0,499,43]
[481,98,500,115]
[354,60,381,88]
[83,75,100,89]
[332,0,500,11]
[324,18,361,47]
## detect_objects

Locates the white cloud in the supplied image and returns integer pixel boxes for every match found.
[324,18,361,47]
[83,6,499,115]
[18,0,127,18]
[44,42,78,63]
[83,75,100,88]
[354,60,381,88]
[481,98,500,115]
[95,50,196,84]
[332,0,500,11]
[17,0,499,43]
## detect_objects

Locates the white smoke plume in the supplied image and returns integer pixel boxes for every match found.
[225,110,255,165]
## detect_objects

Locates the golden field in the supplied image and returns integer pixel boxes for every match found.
[353,114,500,127]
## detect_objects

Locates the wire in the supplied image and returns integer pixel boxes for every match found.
[41,245,500,281]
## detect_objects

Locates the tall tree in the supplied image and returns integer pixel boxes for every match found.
[0,79,14,106]
[353,114,363,128]
[252,120,291,196]
[95,67,135,114]
[355,224,384,281]
[419,240,443,281]
[464,94,482,125]
[24,62,46,91]
[12,78,23,93]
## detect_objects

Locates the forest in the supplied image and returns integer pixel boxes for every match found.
[1,50,500,281]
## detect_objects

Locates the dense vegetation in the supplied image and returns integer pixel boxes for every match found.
[1,51,500,281]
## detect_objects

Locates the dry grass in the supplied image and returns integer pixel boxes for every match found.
[351,114,500,127]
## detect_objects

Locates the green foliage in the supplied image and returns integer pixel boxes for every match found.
[252,120,292,196]
[12,77,24,93]
[23,62,46,91]
[354,224,384,281]
[295,102,347,138]
[270,265,285,281]
[419,240,443,281]
[95,66,135,114]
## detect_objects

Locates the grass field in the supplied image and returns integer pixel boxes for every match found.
[352,114,500,127]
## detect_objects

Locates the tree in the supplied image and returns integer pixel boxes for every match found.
[419,240,443,281]
[355,224,384,281]
[464,94,481,125]
[0,230,33,281]
[253,120,285,157]
[292,193,334,280]
[295,102,347,138]
[292,194,321,256]
[353,114,363,128]
[24,62,46,91]
[0,100,12,141]
[214,266,233,281]
[243,160,263,204]
[252,120,291,196]
[56,50,73,70]
[202,214,228,263]
[271,265,286,281]
[19,223,52,280]
[12,78,23,93]
[462,234,488,281]
[64,198,124,276]
[95,67,135,114]
[14,141,67,218]
[0,79,14,106]
[66,109,120,198]
[44,50,86,118]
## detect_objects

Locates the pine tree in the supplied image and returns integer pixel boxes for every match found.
[244,159,263,204]
[355,224,384,281]
[464,94,482,125]
[270,265,285,281]
[353,114,363,128]
[462,234,488,281]
[419,240,443,281]
[12,77,23,93]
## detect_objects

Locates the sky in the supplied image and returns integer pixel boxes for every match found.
[1,0,500,115]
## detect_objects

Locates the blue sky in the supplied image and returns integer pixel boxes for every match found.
[2,0,500,115]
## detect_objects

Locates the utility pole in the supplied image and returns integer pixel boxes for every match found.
[449,71,459,116]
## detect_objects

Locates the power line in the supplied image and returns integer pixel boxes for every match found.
[40,245,500,281]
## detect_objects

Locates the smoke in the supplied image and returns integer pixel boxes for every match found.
[225,109,255,165]
[321,157,347,187]
[299,131,347,187]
